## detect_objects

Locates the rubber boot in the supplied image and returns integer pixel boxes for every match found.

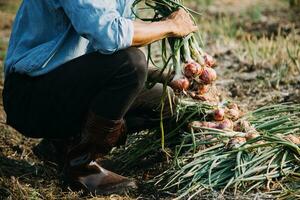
[64,111,136,195]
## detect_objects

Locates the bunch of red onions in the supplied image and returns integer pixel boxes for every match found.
[133,0,217,95]
[170,36,217,94]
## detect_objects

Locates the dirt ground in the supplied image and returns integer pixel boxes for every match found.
[0,0,299,199]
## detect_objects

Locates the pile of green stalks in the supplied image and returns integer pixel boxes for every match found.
[115,102,300,199]
[154,103,300,198]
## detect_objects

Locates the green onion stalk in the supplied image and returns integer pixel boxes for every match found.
[169,39,190,91]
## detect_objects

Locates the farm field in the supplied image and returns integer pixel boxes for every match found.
[0,0,299,199]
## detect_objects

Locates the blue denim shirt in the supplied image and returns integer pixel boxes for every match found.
[4,0,135,77]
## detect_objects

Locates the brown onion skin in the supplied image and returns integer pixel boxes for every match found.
[214,108,225,121]
[205,122,219,128]
[234,120,257,133]
[184,61,202,78]
[170,77,190,91]
[189,91,197,98]
[190,94,208,101]
[234,137,247,143]
[198,84,210,95]
[200,67,217,84]
[217,119,233,130]
[188,121,218,129]
[230,137,247,144]
[233,124,242,132]
[245,132,260,141]
[203,53,216,67]
[283,134,300,145]
[226,108,240,121]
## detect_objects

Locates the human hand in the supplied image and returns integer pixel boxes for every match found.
[166,8,198,38]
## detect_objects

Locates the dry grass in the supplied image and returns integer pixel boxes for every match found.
[0,0,299,199]
[195,0,300,109]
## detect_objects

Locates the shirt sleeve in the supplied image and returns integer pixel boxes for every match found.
[59,0,134,54]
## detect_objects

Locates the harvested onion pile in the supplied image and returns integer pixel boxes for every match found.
[115,102,300,199]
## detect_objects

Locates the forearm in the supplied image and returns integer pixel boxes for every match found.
[131,8,197,47]
[132,20,173,47]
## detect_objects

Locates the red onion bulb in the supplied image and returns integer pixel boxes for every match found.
[184,61,202,78]
[200,67,217,84]
[203,53,216,67]
[170,76,190,91]
[213,108,225,121]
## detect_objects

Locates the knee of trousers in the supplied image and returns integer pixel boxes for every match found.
[121,47,148,89]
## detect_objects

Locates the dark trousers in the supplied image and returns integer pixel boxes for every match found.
[2,47,175,139]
